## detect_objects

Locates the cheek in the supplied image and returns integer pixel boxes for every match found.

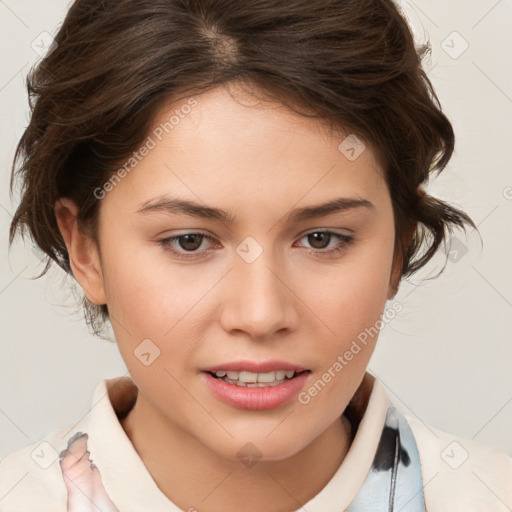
[98,238,216,380]
[304,233,394,341]
[296,249,394,425]
[99,237,202,331]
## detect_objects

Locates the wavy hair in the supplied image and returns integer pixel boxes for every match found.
[9,0,477,337]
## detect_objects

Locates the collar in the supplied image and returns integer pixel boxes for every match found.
[67,371,422,511]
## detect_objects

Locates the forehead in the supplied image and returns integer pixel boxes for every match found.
[105,84,389,214]
[152,83,373,159]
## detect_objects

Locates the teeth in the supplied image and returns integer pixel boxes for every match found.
[213,369,298,384]
[249,371,273,383]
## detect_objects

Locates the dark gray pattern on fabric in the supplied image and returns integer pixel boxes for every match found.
[346,405,426,511]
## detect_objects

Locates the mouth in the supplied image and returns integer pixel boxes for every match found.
[206,369,310,388]
[202,366,312,410]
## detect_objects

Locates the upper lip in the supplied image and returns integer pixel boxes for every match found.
[202,360,309,374]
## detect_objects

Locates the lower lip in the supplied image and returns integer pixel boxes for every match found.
[202,371,310,410]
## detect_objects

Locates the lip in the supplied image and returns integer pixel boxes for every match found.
[202,370,311,410]
[201,360,308,373]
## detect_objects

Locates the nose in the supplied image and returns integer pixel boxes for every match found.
[219,246,300,341]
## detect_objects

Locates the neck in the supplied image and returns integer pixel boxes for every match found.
[121,391,353,512]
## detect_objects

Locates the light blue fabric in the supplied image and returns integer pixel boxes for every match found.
[346,405,426,511]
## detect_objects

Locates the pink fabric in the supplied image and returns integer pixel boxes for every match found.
[59,432,119,512]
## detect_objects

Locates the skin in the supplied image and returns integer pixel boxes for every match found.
[55,82,414,512]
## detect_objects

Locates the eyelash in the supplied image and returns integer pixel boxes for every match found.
[157,230,355,260]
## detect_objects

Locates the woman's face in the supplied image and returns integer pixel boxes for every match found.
[76,83,399,461]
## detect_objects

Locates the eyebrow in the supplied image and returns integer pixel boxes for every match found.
[134,195,375,224]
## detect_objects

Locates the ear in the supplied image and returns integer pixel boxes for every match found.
[387,221,418,300]
[387,251,402,300]
[54,198,107,306]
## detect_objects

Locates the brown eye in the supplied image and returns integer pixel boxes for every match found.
[296,230,355,256]
[158,232,217,260]
[176,234,204,251]
[307,232,331,249]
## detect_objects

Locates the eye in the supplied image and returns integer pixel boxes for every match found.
[295,230,354,257]
[158,230,354,260]
[158,232,217,260]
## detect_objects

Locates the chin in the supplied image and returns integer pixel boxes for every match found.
[207,432,309,465]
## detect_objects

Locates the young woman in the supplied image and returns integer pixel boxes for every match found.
[1,0,511,511]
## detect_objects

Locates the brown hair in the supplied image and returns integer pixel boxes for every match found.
[9,0,477,337]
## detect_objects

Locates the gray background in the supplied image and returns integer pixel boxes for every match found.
[1,0,511,460]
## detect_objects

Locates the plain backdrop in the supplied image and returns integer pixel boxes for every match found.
[1,0,511,461]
